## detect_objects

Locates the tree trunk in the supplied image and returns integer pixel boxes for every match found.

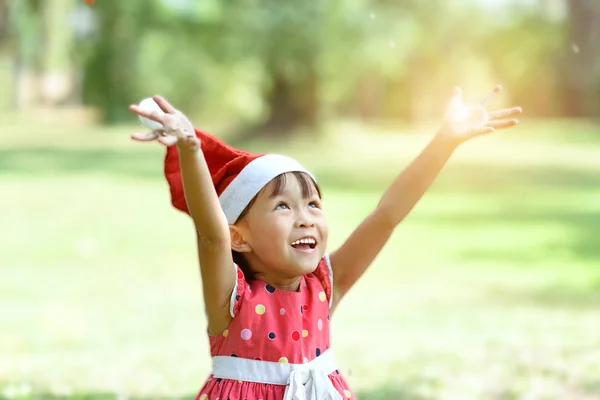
[233,0,323,141]
[565,0,600,117]
[234,50,320,142]
[10,0,44,109]
[261,68,319,136]
[82,2,140,123]
[39,0,77,106]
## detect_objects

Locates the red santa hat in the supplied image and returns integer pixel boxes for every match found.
[164,129,315,224]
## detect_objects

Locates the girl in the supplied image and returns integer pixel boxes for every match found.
[128,86,522,400]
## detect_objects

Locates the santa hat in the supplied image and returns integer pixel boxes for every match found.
[164,129,315,224]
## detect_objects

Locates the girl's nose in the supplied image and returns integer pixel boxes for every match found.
[295,214,315,228]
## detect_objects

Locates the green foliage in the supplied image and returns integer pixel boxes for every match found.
[5,1,600,130]
[75,0,573,125]
[8,0,44,69]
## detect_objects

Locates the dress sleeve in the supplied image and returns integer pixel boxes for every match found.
[312,254,334,309]
[229,264,247,318]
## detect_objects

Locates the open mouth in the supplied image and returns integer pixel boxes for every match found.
[290,237,317,252]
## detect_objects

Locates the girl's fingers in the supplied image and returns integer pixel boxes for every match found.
[131,131,160,141]
[158,135,178,146]
[468,126,495,137]
[444,87,464,120]
[153,95,177,114]
[488,107,522,120]
[453,86,463,101]
[131,130,178,146]
[131,130,179,146]
[129,104,165,124]
[487,119,519,129]
[449,86,463,107]
[480,85,502,107]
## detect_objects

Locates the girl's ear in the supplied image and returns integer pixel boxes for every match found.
[230,225,251,253]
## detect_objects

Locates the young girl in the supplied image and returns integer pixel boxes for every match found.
[129,86,521,400]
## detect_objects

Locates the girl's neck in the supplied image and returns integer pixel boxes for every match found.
[254,274,302,292]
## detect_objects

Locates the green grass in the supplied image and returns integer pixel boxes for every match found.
[1,119,600,400]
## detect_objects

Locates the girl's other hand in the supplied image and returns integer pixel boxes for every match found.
[129,95,199,150]
[438,85,522,146]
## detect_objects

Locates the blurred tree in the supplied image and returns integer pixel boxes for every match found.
[82,1,149,123]
[39,0,78,106]
[6,0,592,127]
[5,0,79,110]
[564,0,600,117]
[0,0,8,44]
[481,8,565,117]
[223,0,326,138]
[8,0,43,108]
[0,0,11,110]
[319,0,416,121]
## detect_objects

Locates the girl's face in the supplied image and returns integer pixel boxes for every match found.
[232,173,327,289]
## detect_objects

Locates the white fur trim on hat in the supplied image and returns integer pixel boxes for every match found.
[219,154,315,224]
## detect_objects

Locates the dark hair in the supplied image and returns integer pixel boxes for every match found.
[232,171,322,281]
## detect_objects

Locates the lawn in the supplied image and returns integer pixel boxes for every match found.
[1,118,600,400]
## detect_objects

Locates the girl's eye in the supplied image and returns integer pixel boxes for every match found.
[308,201,320,209]
[275,203,290,210]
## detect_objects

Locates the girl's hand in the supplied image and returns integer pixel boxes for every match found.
[438,85,522,147]
[128,95,199,149]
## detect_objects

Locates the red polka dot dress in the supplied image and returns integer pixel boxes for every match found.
[196,255,354,400]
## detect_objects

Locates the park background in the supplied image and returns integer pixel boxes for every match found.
[1,0,600,399]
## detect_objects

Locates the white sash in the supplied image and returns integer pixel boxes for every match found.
[212,349,343,400]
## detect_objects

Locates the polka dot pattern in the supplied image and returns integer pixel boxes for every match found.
[240,329,252,340]
[265,284,276,294]
[201,256,352,399]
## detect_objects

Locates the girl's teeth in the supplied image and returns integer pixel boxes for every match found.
[292,238,315,245]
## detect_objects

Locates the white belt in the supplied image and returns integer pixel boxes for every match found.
[212,349,343,400]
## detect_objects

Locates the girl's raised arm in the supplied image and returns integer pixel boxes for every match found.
[130,96,235,335]
[329,86,522,307]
